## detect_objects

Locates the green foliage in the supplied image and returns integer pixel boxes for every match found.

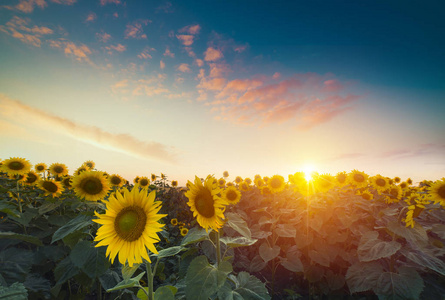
[0,282,28,300]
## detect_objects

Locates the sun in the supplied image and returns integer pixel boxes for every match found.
[303,164,316,181]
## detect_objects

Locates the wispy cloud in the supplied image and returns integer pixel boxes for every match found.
[0,16,53,47]
[51,0,76,5]
[380,144,445,159]
[163,47,175,58]
[0,95,177,163]
[177,63,191,73]
[15,0,46,13]
[204,47,223,61]
[125,20,150,39]
[156,1,173,13]
[176,34,194,46]
[49,39,93,65]
[160,60,165,69]
[105,43,126,54]
[85,12,97,22]
[178,24,201,35]
[100,0,120,5]
[96,31,111,43]
[138,46,155,59]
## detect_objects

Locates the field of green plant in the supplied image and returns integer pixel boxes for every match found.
[0,157,444,300]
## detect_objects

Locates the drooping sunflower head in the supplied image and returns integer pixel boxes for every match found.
[34,163,47,173]
[171,180,178,187]
[348,170,369,188]
[394,176,401,183]
[223,186,241,205]
[49,163,69,177]
[268,175,286,194]
[1,157,31,176]
[255,178,265,188]
[406,178,413,185]
[428,178,445,205]
[38,179,64,198]
[24,171,40,186]
[370,174,389,193]
[185,175,227,232]
[109,174,124,187]
[83,160,95,170]
[161,173,166,180]
[72,170,111,201]
[93,188,166,266]
[138,177,150,189]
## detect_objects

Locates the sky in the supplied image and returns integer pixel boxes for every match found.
[0,0,444,186]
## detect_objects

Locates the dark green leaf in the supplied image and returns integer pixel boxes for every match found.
[249,255,267,273]
[401,248,445,276]
[186,255,232,300]
[0,203,19,218]
[346,261,384,294]
[24,273,51,298]
[106,272,145,292]
[0,232,42,246]
[51,214,93,243]
[70,240,110,279]
[0,248,34,285]
[0,282,28,300]
[154,286,176,300]
[54,256,80,286]
[226,213,251,239]
[357,231,401,262]
[220,236,258,248]
[259,242,280,263]
[309,249,330,267]
[38,201,61,215]
[154,246,186,258]
[180,227,208,246]
[374,267,424,299]
[386,221,428,247]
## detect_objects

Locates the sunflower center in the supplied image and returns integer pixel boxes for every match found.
[111,176,122,185]
[337,174,346,183]
[195,188,215,218]
[53,166,64,173]
[81,178,103,195]
[26,173,37,184]
[438,185,445,199]
[43,181,58,193]
[362,193,371,200]
[114,206,147,242]
[226,190,238,202]
[270,178,282,189]
[140,179,149,186]
[354,174,365,182]
[63,178,71,187]
[9,161,24,170]
[376,178,386,187]
[389,188,399,198]
[36,165,44,171]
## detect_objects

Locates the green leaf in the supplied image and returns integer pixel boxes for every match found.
[220,236,258,248]
[38,201,61,215]
[226,213,251,239]
[181,227,209,246]
[357,231,401,262]
[0,282,28,300]
[325,270,345,291]
[186,255,232,300]
[346,261,384,294]
[154,286,176,300]
[280,256,303,273]
[122,263,141,281]
[54,256,80,286]
[70,240,110,279]
[249,255,267,273]
[401,248,445,276]
[218,272,271,300]
[0,232,43,246]
[51,214,93,243]
[0,248,34,285]
[259,242,280,263]
[386,221,428,247]
[275,224,297,238]
[154,246,186,258]
[0,202,19,218]
[308,249,331,267]
[106,271,145,292]
[24,273,51,299]
[374,267,424,299]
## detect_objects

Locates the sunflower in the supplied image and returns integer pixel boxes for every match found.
[234,176,243,184]
[263,176,270,183]
[180,228,189,236]
[24,171,40,186]
[170,218,178,225]
[72,171,111,201]
[34,163,47,173]
[83,160,95,170]
[268,175,286,194]
[369,174,389,193]
[335,171,348,187]
[406,178,413,185]
[151,174,157,182]
[93,188,166,266]
[223,171,229,178]
[161,173,166,180]
[223,186,241,205]
[289,172,306,186]
[428,178,445,206]
[255,178,265,188]
[38,179,64,197]
[75,165,88,176]
[1,157,31,176]
[49,163,69,177]
[393,176,401,183]
[138,177,150,189]
[109,174,124,187]
[61,176,72,188]
[386,186,403,203]
[399,182,409,190]
[244,178,252,185]
[171,180,178,187]
[359,190,373,201]
[185,176,227,232]
[226,182,234,187]
[315,174,335,193]
[348,170,369,188]
[239,181,250,192]
[217,178,226,187]
[133,176,140,184]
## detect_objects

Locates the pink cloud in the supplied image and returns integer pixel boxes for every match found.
[113,12,118,18]
[272,72,281,79]
[160,60,165,70]
[49,39,93,65]
[179,24,201,35]
[322,79,344,93]
[208,63,230,78]
[177,63,191,73]
[51,0,76,4]
[15,0,46,13]
[100,0,120,5]
[138,47,155,59]
[195,59,204,67]
[96,32,111,43]
[125,20,150,39]
[156,2,173,13]
[85,12,97,22]
[184,47,196,57]
[204,47,223,61]
[0,17,53,47]
[176,34,194,46]
[163,47,174,58]
[197,77,227,91]
[234,44,247,53]
[107,43,126,53]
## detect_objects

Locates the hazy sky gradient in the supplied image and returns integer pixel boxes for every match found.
[1,0,444,185]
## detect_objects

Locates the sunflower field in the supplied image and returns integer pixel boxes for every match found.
[0,157,444,300]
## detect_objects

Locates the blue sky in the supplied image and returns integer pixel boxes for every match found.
[0,0,444,185]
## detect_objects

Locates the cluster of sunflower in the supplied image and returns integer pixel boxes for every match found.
[170,218,189,236]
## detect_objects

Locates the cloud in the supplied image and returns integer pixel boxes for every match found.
[176,34,194,46]
[0,95,177,163]
[0,16,53,47]
[160,60,165,70]
[100,0,120,5]
[51,0,76,4]
[85,12,97,22]
[380,144,445,159]
[204,47,223,61]
[156,1,173,13]
[195,59,204,67]
[125,20,150,39]
[138,47,155,59]
[322,79,344,93]
[163,47,174,58]
[233,44,248,53]
[15,0,47,13]
[49,39,93,65]
[106,43,126,53]
[96,31,111,43]
[178,24,201,35]
[177,63,191,73]
[111,79,129,95]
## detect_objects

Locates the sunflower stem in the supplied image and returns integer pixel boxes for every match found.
[215,230,221,267]
[16,176,22,213]
[146,261,154,300]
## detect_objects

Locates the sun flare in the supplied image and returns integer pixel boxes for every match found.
[303,164,316,181]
